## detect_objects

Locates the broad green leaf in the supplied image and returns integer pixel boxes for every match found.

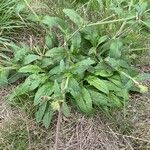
[45,47,65,61]
[97,35,108,47]
[35,101,47,122]
[34,82,53,105]
[88,90,110,106]
[103,80,121,92]
[49,66,61,76]
[95,70,113,77]
[18,65,44,74]
[68,77,81,94]
[8,73,26,84]
[68,78,94,113]
[81,87,93,112]
[0,70,9,87]
[95,60,112,70]
[60,60,65,73]
[105,57,119,68]
[105,81,128,100]
[42,106,53,129]
[86,76,109,94]
[42,16,67,31]
[41,58,53,68]
[108,75,123,87]
[82,26,99,46]
[88,47,97,55]
[45,35,53,48]
[109,93,122,108]
[45,47,64,56]
[63,9,84,27]
[27,14,40,22]
[15,1,26,14]
[94,60,114,76]
[105,58,130,70]
[45,32,58,48]
[109,40,123,59]
[75,95,90,114]
[118,60,130,69]
[124,79,134,90]
[116,89,129,100]
[70,32,81,50]
[68,77,89,113]
[24,74,48,91]
[13,44,29,62]
[143,19,150,28]
[42,16,58,27]
[123,66,138,83]
[61,102,70,117]
[53,80,61,96]
[23,54,40,65]
[71,58,95,76]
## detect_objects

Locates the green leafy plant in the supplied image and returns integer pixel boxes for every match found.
[1,6,149,128]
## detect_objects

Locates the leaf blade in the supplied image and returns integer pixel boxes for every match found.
[86,76,109,94]
[34,82,53,105]
[63,9,84,27]
[18,65,44,74]
[23,54,40,65]
[42,106,53,129]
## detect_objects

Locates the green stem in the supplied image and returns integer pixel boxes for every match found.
[130,48,149,52]
[104,59,140,86]
[87,16,136,27]
[120,71,139,85]
[64,15,136,46]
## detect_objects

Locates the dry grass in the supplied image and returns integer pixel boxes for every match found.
[0,85,16,128]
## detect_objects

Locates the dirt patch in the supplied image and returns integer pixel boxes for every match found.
[129,93,150,150]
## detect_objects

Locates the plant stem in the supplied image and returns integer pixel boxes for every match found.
[63,15,136,46]
[120,71,139,85]
[53,77,69,150]
[87,16,136,27]
[113,21,127,39]
[130,48,150,52]
[54,109,61,150]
